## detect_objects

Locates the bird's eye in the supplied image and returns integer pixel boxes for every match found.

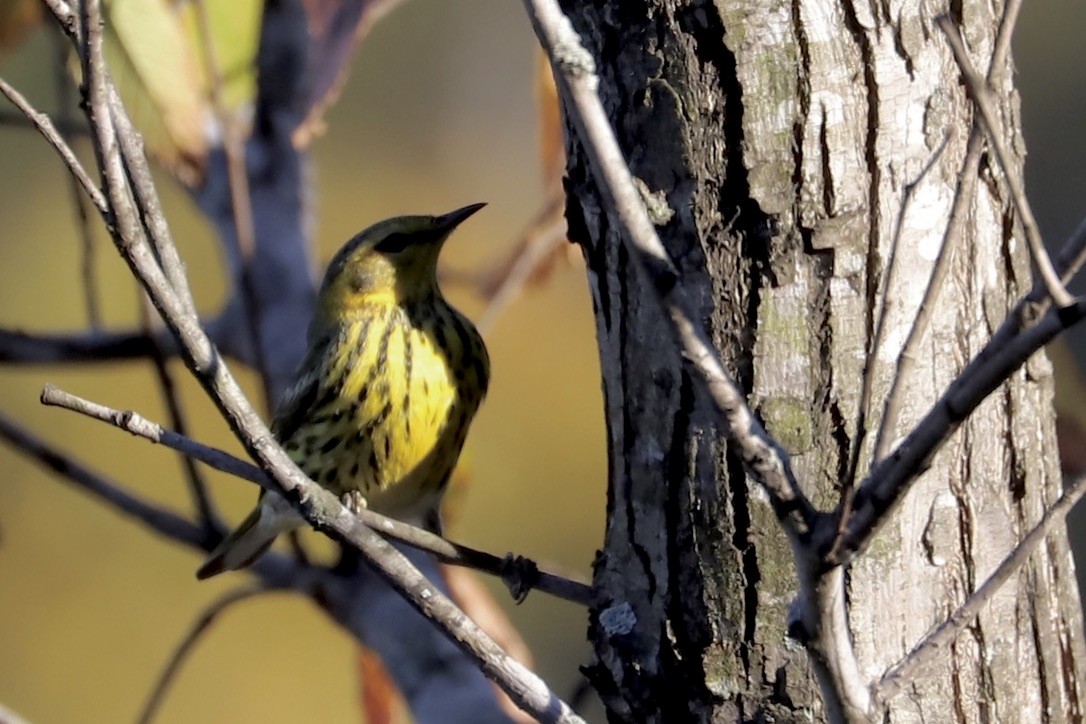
[374,232,413,254]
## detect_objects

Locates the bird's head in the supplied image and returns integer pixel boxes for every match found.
[314,203,485,324]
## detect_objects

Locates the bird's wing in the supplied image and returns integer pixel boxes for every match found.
[270,344,327,443]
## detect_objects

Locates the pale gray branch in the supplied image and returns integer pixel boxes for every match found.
[837,297,1086,564]
[137,584,273,724]
[936,12,1072,308]
[875,474,1086,704]
[521,0,814,541]
[39,384,591,605]
[0,76,106,213]
[29,2,584,720]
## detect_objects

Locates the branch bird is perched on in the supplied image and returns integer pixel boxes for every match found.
[197,204,490,579]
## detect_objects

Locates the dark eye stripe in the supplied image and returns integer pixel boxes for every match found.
[374,232,413,254]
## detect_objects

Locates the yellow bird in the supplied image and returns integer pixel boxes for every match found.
[197,204,490,579]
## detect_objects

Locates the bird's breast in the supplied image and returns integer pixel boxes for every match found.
[302,303,487,519]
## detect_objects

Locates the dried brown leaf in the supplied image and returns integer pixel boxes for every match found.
[356,646,409,724]
[442,565,537,724]
[0,0,42,60]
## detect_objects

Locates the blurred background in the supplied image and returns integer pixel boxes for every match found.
[0,1,1083,722]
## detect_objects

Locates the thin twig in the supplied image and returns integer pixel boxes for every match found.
[193,0,274,409]
[476,198,568,335]
[0,405,330,597]
[0,327,168,364]
[936,13,1072,308]
[0,108,88,135]
[41,1,582,718]
[875,473,1086,704]
[835,296,1086,564]
[0,76,106,213]
[521,0,815,541]
[52,28,101,327]
[138,298,218,530]
[50,0,200,319]
[0,408,208,549]
[870,129,982,464]
[39,384,592,606]
[845,132,949,495]
[137,584,273,724]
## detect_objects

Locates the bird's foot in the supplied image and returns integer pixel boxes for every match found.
[341,490,368,516]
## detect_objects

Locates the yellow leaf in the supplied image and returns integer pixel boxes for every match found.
[103,0,209,178]
[178,0,261,117]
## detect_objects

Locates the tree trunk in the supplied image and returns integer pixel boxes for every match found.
[563,1,1086,720]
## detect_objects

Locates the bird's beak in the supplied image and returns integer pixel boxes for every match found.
[436,202,487,232]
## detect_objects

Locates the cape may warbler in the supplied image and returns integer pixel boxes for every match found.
[197,204,490,579]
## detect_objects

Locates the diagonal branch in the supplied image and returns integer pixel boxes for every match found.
[936,13,1072,308]
[875,473,1086,704]
[0,76,106,213]
[835,297,1086,564]
[40,384,591,606]
[0,327,169,364]
[137,584,274,724]
[521,0,815,542]
[32,5,584,718]
[870,130,983,465]
[0,408,209,550]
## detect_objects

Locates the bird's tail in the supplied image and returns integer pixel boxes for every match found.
[196,498,298,580]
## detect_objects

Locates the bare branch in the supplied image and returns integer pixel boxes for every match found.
[137,584,273,724]
[871,130,983,464]
[835,297,1086,564]
[0,327,168,364]
[0,407,208,549]
[52,29,102,327]
[0,107,88,135]
[193,0,273,408]
[476,198,567,336]
[936,13,1072,308]
[521,0,815,541]
[875,473,1086,704]
[39,384,592,606]
[137,300,218,530]
[845,132,949,496]
[0,76,106,213]
[0,700,32,724]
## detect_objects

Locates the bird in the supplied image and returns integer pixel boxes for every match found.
[196,203,490,579]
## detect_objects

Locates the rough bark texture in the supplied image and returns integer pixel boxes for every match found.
[563,0,1086,721]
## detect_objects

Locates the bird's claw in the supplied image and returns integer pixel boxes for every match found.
[341,490,368,516]
[500,553,540,604]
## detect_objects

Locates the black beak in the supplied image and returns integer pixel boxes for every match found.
[436,202,486,231]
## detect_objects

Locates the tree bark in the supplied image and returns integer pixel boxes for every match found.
[564,1,1086,720]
